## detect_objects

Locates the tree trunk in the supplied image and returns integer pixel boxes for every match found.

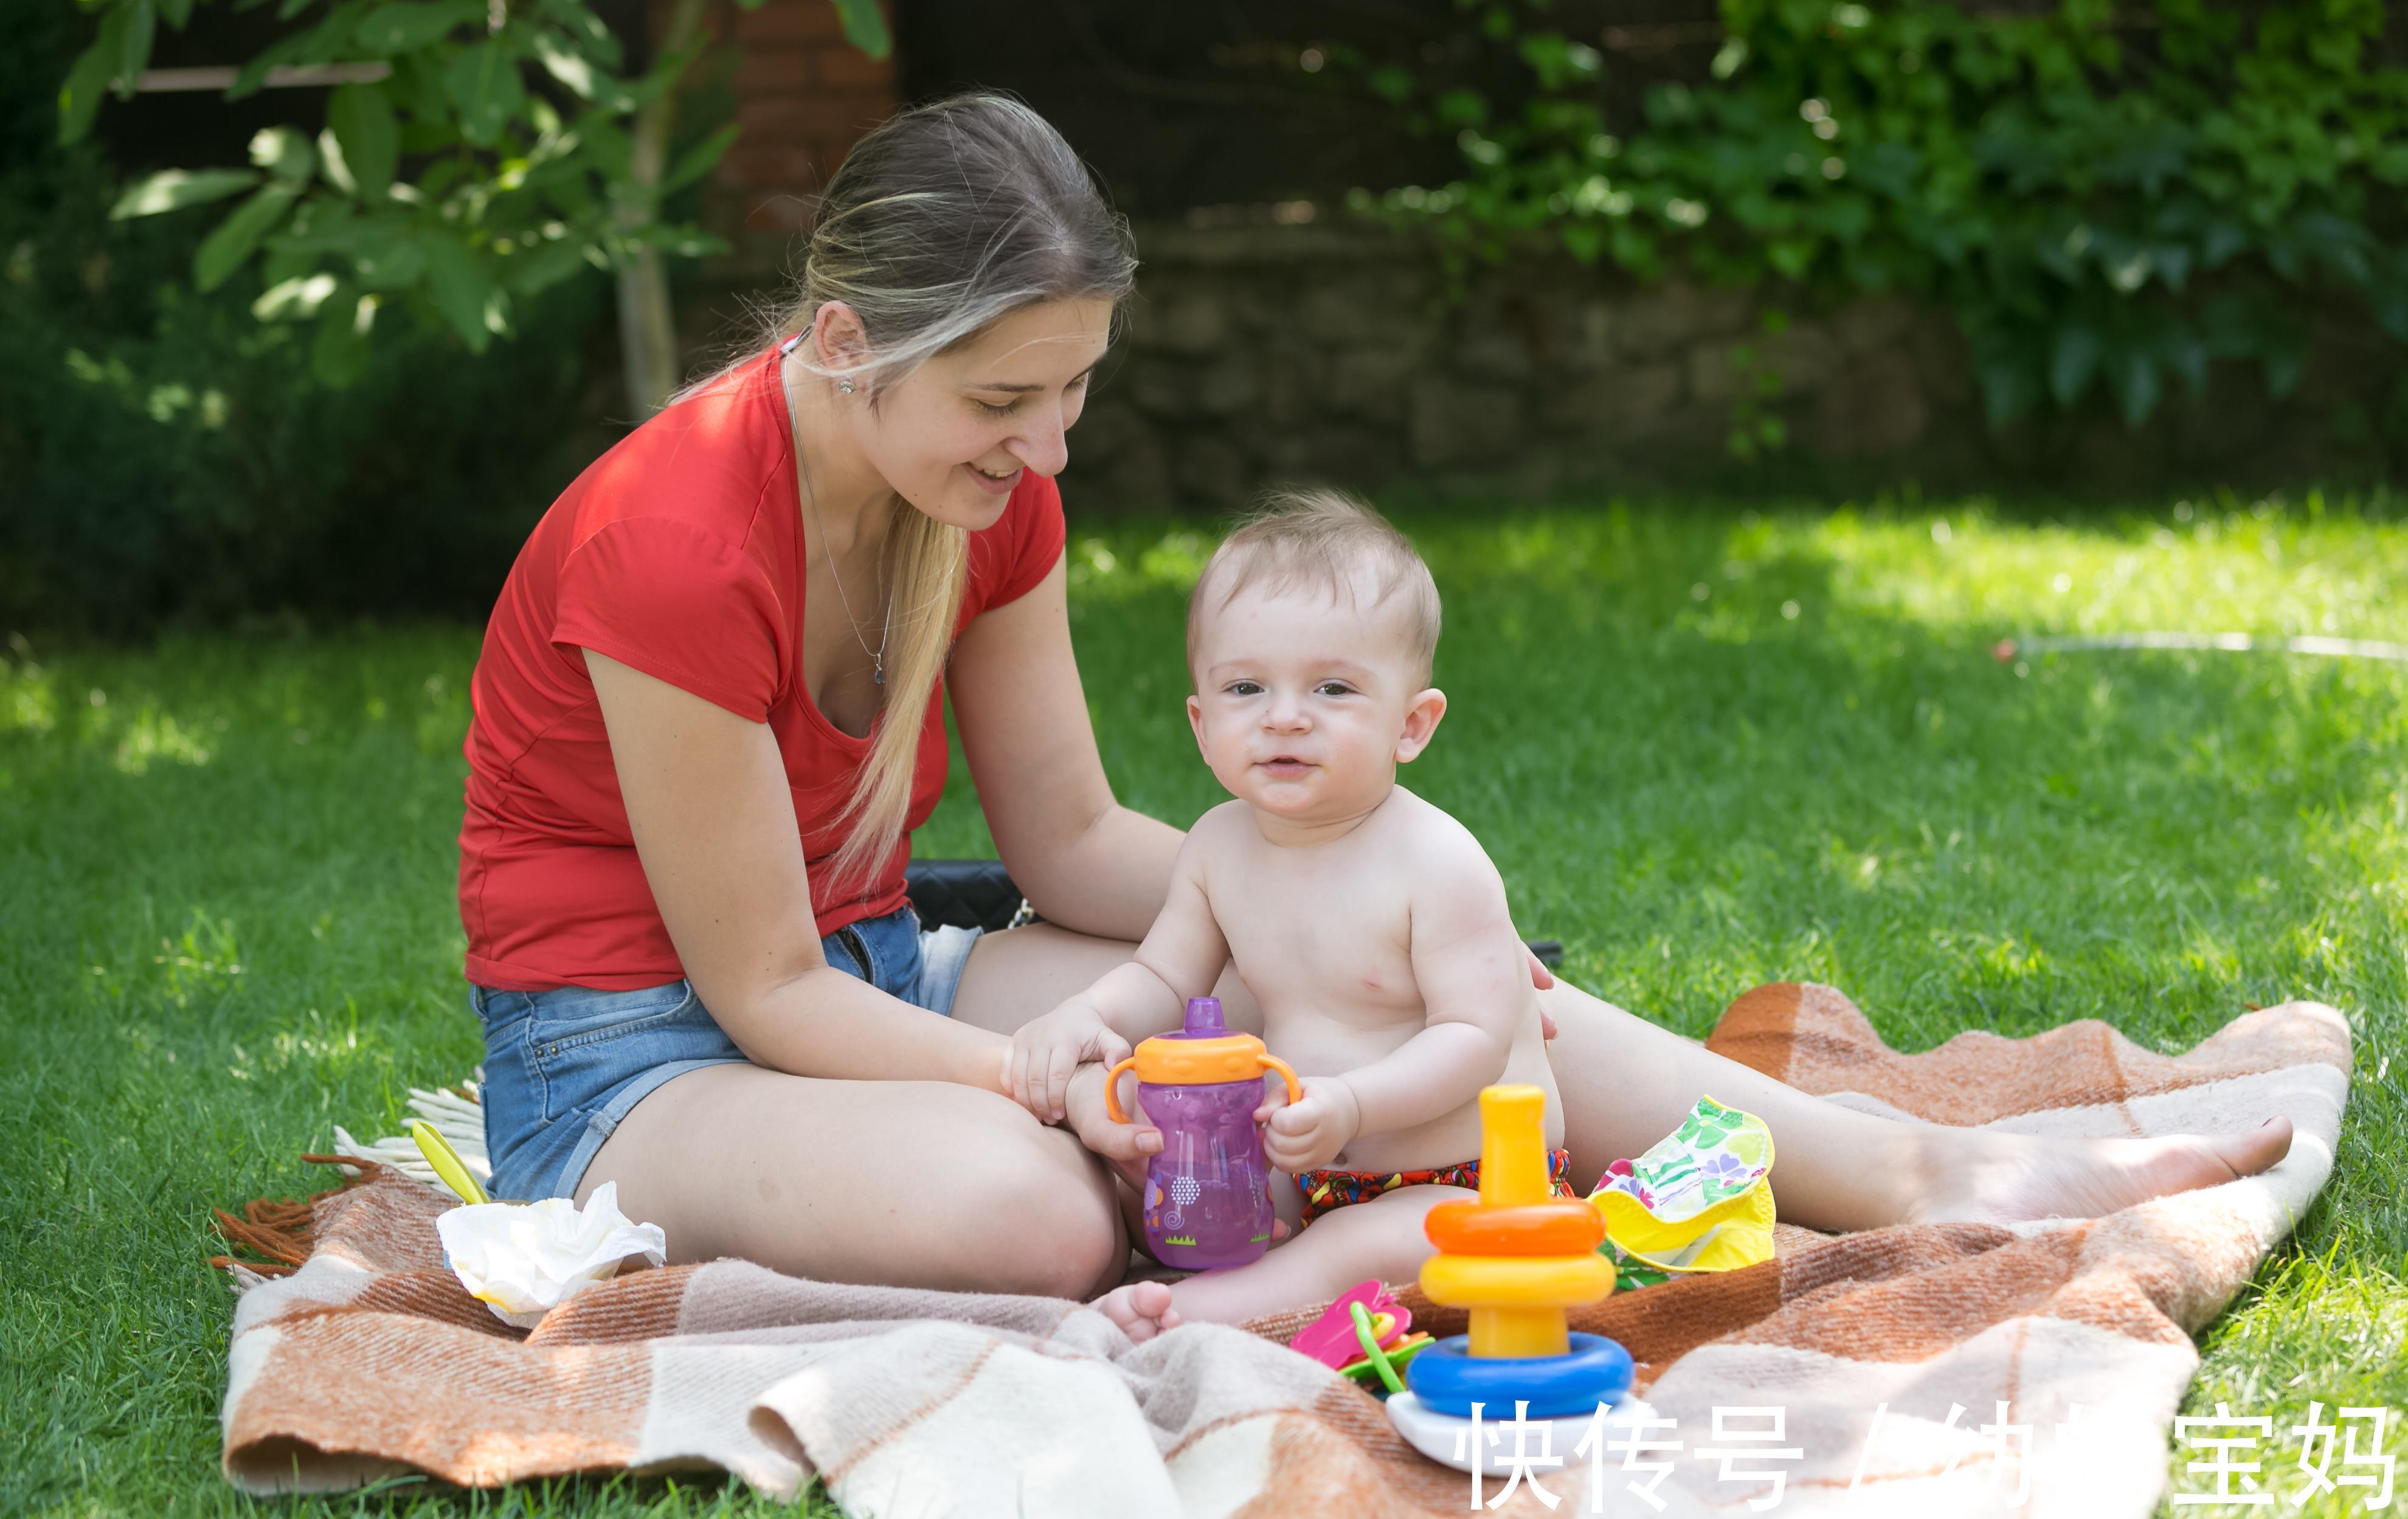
[614,0,712,419]
[615,244,678,420]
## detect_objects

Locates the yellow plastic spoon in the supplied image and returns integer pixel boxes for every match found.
[409,1119,490,1205]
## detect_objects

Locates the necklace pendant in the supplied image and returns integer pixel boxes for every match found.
[873,665,884,686]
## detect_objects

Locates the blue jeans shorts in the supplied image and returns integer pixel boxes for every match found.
[472,905,981,1202]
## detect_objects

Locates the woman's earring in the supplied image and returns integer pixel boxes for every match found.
[837,379,856,394]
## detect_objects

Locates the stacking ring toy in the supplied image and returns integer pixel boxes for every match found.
[1405,1333,1634,1419]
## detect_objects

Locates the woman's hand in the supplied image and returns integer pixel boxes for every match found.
[1529,947,1557,1040]
[1062,1059,1158,1191]
[1009,1000,1130,1123]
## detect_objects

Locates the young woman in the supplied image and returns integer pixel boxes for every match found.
[458,94,2291,1304]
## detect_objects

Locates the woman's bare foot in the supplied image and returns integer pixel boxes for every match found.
[1092,1279,1182,1343]
[1912,1117,2296,1225]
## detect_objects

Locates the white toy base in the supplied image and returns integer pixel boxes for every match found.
[1387,1389,1658,1476]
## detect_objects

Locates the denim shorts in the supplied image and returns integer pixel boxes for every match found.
[472,905,981,1202]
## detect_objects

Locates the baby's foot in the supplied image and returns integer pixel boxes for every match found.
[1091,1280,1182,1344]
[1914,1118,2294,1225]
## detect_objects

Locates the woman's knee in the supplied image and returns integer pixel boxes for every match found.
[948,1108,1126,1298]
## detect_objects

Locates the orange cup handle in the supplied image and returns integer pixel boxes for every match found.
[1103,1056,1139,1123]
[1260,1054,1303,1108]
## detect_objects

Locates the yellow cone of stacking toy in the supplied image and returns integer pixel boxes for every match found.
[1417,1085,1614,1358]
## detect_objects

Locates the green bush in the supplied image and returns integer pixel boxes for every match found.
[0,4,615,634]
[1349,0,2408,444]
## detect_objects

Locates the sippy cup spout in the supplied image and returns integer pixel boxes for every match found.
[1104,998,1301,1123]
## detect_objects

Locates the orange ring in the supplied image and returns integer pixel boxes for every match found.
[1424,1198,1604,1256]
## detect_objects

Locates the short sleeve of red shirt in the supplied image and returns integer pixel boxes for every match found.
[552,517,787,721]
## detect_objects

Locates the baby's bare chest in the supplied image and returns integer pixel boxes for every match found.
[1206,868,1424,1030]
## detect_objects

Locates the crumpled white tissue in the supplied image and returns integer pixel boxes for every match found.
[435,1181,667,1329]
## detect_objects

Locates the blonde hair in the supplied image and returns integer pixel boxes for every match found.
[687,94,1136,892]
[1188,489,1442,686]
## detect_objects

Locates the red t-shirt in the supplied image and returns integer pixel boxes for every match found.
[457,349,1066,991]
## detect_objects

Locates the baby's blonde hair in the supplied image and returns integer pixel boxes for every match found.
[1187,488,1442,685]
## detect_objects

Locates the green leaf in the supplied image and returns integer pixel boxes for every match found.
[1559,220,1605,265]
[502,235,597,295]
[2263,345,2304,398]
[662,122,739,196]
[252,271,341,320]
[310,293,376,386]
[327,81,398,199]
[541,0,620,67]
[57,27,120,145]
[419,235,496,350]
[2047,324,2102,407]
[830,0,891,60]
[530,30,606,102]
[1976,347,2039,427]
[110,168,262,219]
[158,0,195,26]
[350,232,426,289]
[317,126,355,192]
[2162,333,2209,396]
[446,41,525,147]
[229,2,370,97]
[355,0,479,54]
[194,182,303,291]
[2109,347,2161,425]
[118,2,157,89]
[250,124,317,182]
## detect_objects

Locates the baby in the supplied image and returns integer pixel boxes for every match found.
[1009,490,1567,1332]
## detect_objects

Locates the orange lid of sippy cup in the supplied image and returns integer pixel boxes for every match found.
[1104,998,1303,1121]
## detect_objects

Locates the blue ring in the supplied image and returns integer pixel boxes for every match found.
[1403,1333,1634,1419]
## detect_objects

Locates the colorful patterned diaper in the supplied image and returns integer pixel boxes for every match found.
[1295,1146,1577,1225]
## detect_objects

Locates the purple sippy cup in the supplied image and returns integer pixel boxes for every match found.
[1104,997,1303,1270]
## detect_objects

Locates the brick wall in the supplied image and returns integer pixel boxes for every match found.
[658,0,900,246]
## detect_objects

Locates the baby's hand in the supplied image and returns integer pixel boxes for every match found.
[1009,1000,1131,1123]
[1261,1077,1362,1172]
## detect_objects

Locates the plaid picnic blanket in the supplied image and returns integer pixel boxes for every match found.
[216,983,2348,1517]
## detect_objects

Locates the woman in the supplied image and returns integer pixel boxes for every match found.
[459,94,2289,1304]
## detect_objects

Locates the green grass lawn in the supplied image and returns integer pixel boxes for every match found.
[4,490,2404,1517]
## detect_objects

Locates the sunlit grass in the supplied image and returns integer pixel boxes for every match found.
[5,490,2404,1515]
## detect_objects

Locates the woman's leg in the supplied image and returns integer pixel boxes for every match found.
[576,1061,1128,1298]
[1541,980,2293,1232]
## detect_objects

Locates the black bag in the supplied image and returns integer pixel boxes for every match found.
[904,858,1031,933]
[904,857,1565,967]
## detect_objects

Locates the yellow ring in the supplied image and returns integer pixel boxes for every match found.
[1420,1251,1617,1308]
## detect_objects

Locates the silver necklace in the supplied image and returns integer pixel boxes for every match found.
[781,341,890,686]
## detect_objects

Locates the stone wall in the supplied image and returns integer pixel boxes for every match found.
[688,197,2390,508]
[1048,214,2387,513]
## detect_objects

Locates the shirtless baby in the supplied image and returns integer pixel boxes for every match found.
[1008,489,1562,1333]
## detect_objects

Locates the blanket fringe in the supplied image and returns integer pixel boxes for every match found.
[208,1154,387,1278]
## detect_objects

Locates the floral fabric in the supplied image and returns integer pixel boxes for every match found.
[1294,1147,1576,1225]
[1590,1094,1777,1289]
